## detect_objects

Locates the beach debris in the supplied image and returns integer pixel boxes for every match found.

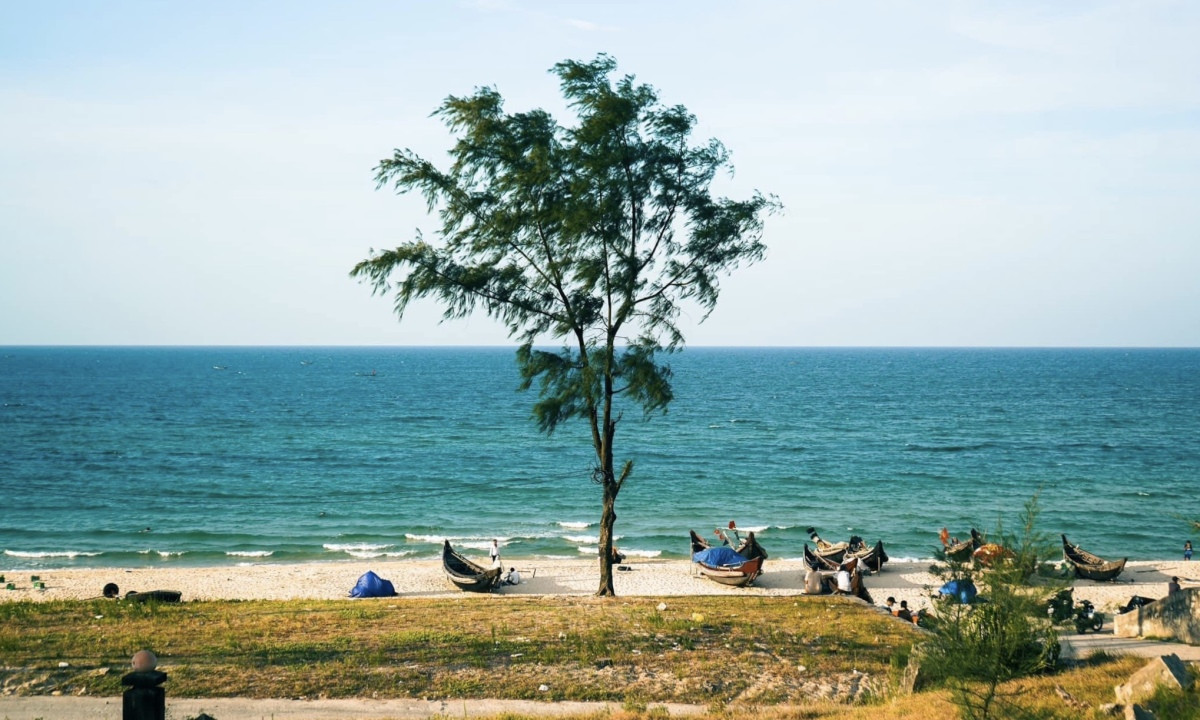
[538,684,549,692]
[691,612,705,622]
[656,602,668,611]
[58,662,69,668]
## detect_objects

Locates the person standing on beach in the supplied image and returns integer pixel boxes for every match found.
[490,539,501,568]
[1185,540,1193,561]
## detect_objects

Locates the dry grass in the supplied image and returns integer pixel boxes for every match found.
[0,594,914,703]
[0,595,1187,719]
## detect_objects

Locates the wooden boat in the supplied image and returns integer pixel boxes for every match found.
[972,542,1014,567]
[442,540,501,592]
[807,529,848,565]
[689,529,769,562]
[1062,534,1127,581]
[689,530,767,587]
[847,536,889,572]
[803,543,839,571]
[941,528,982,562]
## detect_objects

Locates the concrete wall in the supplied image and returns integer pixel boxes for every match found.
[1115,588,1200,644]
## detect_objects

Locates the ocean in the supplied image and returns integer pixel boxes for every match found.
[1,347,1197,571]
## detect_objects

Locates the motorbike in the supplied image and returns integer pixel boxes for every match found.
[1047,589,1074,623]
[1046,589,1104,632]
[1073,599,1104,633]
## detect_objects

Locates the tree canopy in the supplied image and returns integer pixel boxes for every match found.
[352,54,779,595]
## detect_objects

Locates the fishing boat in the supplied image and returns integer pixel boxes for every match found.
[1062,534,1127,582]
[806,528,848,565]
[941,527,982,562]
[689,529,769,562]
[689,530,767,587]
[847,536,889,572]
[803,543,839,571]
[442,540,502,592]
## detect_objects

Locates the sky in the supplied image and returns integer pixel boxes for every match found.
[2,1,1198,347]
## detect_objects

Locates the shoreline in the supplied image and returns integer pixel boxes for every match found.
[3,557,1196,614]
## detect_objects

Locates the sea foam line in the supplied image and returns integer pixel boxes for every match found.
[324,543,392,553]
[4,550,102,559]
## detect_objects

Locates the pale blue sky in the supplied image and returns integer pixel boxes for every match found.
[2,1,1198,346]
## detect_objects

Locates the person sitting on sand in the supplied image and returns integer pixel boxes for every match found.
[895,600,914,622]
[503,567,521,585]
[884,596,896,613]
[804,565,827,594]
[835,564,852,595]
[611,545,626,564]
[1169,576,1181,595]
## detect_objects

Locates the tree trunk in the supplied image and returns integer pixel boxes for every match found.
[596,479,618,596]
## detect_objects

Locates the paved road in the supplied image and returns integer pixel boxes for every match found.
[1059,628,1200,661]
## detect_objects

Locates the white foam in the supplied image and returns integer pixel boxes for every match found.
[557,521,591,529]
[4,550,101,558]
[621,548,661,558]
[227,550,274,558]
[138,549,186,558]
[324,543,391,553]
[563,534,622,544]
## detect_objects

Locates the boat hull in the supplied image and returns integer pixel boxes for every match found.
[442,540,502,592]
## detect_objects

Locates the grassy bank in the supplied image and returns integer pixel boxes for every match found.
[0,594,1164,718]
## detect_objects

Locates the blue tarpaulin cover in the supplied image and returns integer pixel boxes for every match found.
[349,570,396,598]
[938,579,977,604]
[692,547,748,567]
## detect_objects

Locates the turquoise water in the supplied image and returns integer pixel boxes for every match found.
[1,347,1197,570]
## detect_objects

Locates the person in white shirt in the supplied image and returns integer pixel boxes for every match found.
[490,539,501,568]
[835,564,852,594]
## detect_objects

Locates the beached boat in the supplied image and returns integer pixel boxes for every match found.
[807,529,848,565]
[1062,534,1127,581]
[941,527,982,562]
[803,543,839,571]
[689,529,769,562]
[442,540,502,592]
[847,536,889,572]
[689,530,767,587]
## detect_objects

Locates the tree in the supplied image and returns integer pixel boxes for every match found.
[351,55,779,595]
[920,494,1062,720]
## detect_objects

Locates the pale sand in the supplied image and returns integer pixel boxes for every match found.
[3,557,1197,613]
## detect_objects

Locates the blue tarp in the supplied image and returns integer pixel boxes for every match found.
[693,546,748,567]
[938,578,977,604]
[349,570,396,598]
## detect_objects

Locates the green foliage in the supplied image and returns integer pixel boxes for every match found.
[352,55,779,595]
[1144,680,1200,719]
[920,493,1063,720]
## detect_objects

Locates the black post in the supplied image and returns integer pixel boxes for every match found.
[121,668,167,720]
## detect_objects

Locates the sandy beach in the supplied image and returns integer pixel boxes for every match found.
[3,557,1195,614]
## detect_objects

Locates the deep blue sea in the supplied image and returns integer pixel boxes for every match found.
[1,347,1197,571]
